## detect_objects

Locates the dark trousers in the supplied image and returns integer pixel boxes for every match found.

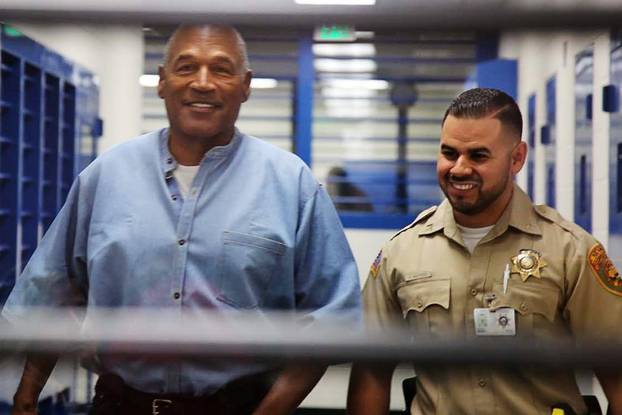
[89,371,277,415]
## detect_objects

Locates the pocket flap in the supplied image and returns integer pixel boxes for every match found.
[397,278,450,317]
[223,231,286,255]
[493,283,558,322]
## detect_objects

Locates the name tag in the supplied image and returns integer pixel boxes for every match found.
[474,308,516,336]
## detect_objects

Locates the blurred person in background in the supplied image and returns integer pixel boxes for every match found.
[348,88,622,415]
[3,24,361,415]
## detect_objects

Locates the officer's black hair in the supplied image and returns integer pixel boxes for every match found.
[442,88,523,140]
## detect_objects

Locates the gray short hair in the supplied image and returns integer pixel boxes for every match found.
[163,24,250,74]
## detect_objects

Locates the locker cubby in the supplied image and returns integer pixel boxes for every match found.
[0,25,101,305]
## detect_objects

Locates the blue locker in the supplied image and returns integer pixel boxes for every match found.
[543,76,556,207]
[609,33,622,269]
[0,25,101,305]
[527,94,536,200]
[574,46,593,232]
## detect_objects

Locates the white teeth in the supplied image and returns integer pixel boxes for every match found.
[453,183,475,190]
[190,103,214,108]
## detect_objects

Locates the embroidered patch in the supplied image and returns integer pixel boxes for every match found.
[588,243,622,296]
[369,250,383,278]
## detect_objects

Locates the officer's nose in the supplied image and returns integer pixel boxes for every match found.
[449,155,473,177]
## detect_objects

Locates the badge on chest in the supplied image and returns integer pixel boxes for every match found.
[474,308,516,336]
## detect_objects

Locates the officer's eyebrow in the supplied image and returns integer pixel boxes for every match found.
[440,144,490,154]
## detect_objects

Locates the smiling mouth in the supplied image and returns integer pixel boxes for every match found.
[184,100,221,110]
[451,182,477,190]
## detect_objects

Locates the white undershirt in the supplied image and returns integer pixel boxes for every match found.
[456,224,494,254]
[173,164,200,198]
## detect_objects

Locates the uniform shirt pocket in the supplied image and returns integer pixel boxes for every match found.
[492,282,558,322]
[218,231,286,309]
[396,277,451,318]
[492,281,560,338]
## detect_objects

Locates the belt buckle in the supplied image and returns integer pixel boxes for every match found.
[152,398,173,415]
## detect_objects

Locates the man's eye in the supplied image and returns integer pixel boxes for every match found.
[175,64,194,73]
[213,66,234,76]
[441,150,457,159]
[471,153,488,161]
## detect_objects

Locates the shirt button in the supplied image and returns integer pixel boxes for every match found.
[520,303,528,312]
[478,379,487,387]
[167,158,173,164]
[173,292,180,300]
[191,188,198,196]
[171,195,178,201]
[470,288,477,296]
[178,239,186,246]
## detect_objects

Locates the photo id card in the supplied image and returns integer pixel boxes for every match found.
[474,307,516,336]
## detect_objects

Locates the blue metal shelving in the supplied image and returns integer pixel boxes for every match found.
[0,25,101,305]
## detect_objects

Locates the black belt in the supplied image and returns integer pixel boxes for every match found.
[89,370,278,415]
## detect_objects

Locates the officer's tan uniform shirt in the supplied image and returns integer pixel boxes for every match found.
[363,185,622,415]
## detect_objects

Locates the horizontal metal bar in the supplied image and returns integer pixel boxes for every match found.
[1,309,620,368]
[1,3,622,30]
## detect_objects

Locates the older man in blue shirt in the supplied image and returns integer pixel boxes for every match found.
[4,24,360,415]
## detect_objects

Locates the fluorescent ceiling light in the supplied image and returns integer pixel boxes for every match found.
[323,79,389,90]
[313,43,376,57]
[355,31,375,39]
[315,58,377,73]
[296,0,375,4]
[321,88,377,98]
[139,74,159,87]
[251,78,278,89]
[325,106,374,118]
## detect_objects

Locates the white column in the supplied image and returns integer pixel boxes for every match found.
[95,25,144,153]
[592,32,611,248]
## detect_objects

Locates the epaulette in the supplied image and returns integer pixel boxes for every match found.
[390,205,437,241]
[534,205,584,236]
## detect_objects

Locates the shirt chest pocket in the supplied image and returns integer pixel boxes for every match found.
[491,282,560,337]
[396,275,451,335]
[218,231,287,309]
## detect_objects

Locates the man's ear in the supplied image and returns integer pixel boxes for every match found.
[511,141,528,175]
[157,65,166,99]
[241,70,252,103]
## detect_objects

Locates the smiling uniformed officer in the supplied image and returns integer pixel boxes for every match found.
[347,88,622,415]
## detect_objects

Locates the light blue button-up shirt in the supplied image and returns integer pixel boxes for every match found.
[3,128,361,395]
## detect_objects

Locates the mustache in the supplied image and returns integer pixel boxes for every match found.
[446,174,480,183]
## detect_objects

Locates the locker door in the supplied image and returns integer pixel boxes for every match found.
[527,94,536,200]
[0,51,21,304]
[574,46,593,232]
[543,76,556,207]
[609,35,622,270]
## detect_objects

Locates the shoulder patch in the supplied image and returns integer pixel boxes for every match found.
[369,250,383,278]
[588,243,622,296]
[390,206,437,241]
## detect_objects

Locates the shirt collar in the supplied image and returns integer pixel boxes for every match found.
[159,127,243,176]
[418,183,542,240]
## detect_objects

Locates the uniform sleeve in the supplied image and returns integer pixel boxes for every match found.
[361,246,404,329]
[1,176,90,322]
[563,234,622,341]
[293,184,362,323]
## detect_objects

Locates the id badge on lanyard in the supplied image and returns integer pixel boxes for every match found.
[473,307,516,336]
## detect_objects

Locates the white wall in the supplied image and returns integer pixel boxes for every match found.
[500,29,612,413]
